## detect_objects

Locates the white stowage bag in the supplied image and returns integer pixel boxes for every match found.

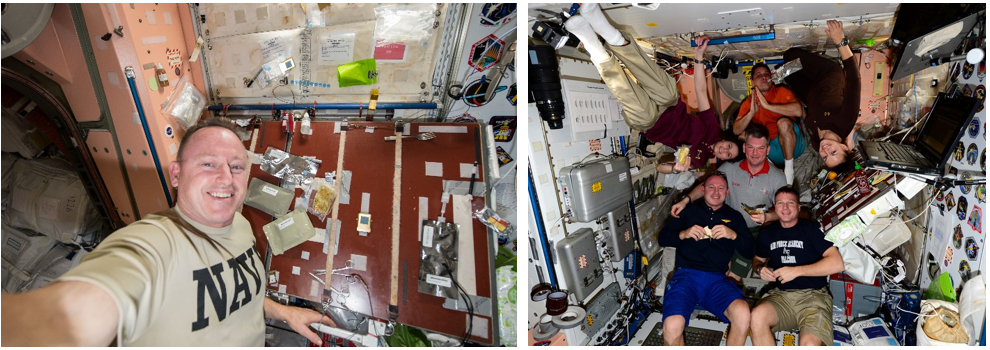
[2,157,101,243]
[0,222,71,292]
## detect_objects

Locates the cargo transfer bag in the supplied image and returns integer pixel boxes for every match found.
[3,158,100,243]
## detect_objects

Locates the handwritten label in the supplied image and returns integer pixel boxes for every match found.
[422,226,434,247]
[426,274,452,288]
[278,217,295,230]
[262,185,279,196]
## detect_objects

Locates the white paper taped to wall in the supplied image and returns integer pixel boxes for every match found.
[320,32,356,62]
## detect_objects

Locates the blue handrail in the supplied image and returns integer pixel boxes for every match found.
[528,165,558,288]
[124,67,173,208]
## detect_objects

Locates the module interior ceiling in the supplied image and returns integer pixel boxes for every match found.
[530,3,899,60]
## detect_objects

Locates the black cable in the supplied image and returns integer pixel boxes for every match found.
[443,262,474,346]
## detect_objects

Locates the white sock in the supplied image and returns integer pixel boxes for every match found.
[580,3,626,46]
[784,158,794,185]
[564,15,609,63]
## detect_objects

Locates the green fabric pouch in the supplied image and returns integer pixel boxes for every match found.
[263,209,315,256]
[244,177,293,217]
[337,59,377,87]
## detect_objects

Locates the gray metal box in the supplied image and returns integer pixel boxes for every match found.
[555,227,604,302]
[557,157,633,222]
[605,204,635,262]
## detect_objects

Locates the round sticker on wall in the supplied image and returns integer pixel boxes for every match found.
[959,260,972,282]
[954,143,965,161]
[969,118,981,138]
[937,190,945,202]
[957,196,968,220]
[963,62,975,80]
[966,144,979,165]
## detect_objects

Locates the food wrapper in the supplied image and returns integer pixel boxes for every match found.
[741,203,768,215]
[676,145,691,165]
[305,178,336,222]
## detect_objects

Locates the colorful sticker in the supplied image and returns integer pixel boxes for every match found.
[936,190,945,202]
[960,183,971,195]
[966,144,979,165]
[479,3,516,26]
[975,85,986,112]
[490,116,516,142]
[461,76,506,107]
[953,225,964,249]
[983,149,986,173]
[959,260,972,282]
[495,146,513,165]
[962,62,975,80]
[943,245,953,267]
[977,185,986,203]
[950,62,961,83]
[968,206,982,234]
[954,143,965,162]
[965,238,979,260]
[591,181,602,193]
[969,118,981,138]
[979,60,986,82]
[468,34,505,72]
[961,84,973,98]
[957,196,968,220]
[946,192,956,210]
[506,83,517,106]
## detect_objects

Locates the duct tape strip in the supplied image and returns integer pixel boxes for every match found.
[551,306,587,330]
[532,314,560,341]
[546,291,568,316]
[531,283,552,301]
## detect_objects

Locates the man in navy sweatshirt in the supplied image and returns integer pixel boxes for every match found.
[657,172,754,345]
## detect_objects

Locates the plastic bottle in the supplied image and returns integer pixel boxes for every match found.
[855,162,870,195]
[155,63,170,87]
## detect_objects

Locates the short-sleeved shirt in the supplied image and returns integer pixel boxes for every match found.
[737,85,799,140]
[56,208,266,346]
[657,201,753,273]
[643,99,722,169]
[718,160,787,228]
[756,219,834,290]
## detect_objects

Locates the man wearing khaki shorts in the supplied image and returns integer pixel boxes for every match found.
[750,187,844,345]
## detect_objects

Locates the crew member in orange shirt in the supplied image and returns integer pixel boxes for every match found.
[733,62,805,185]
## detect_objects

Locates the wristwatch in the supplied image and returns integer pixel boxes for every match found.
[838,37,849,47]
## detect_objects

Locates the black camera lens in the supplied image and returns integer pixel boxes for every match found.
[528,40,566,129]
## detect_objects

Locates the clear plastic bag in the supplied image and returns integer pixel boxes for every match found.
[305,177,336,222]
[160,75,206,130]
[474,207,514,242]
[773,57,803,85]
[373,4,437,44]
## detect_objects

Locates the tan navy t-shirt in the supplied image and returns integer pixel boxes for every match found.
[56,208,266,346]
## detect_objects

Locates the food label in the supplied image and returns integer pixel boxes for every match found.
[278,217,295,230]
[262,185,279,196]
[426,274,452,288]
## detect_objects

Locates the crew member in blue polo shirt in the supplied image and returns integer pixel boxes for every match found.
[656,172,753,346]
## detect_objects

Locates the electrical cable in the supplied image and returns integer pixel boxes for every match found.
[443,262,474,346]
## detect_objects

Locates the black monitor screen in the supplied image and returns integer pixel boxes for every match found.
[888,6,982,81]
[916,93,979,164]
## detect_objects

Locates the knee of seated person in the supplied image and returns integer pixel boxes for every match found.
[776,118,794,132]
[749,306,774,328]
[799,333,823,346]
[663,316,685,334]
[726,301,751,323]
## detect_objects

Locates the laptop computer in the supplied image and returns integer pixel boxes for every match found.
[860,93,979,175]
